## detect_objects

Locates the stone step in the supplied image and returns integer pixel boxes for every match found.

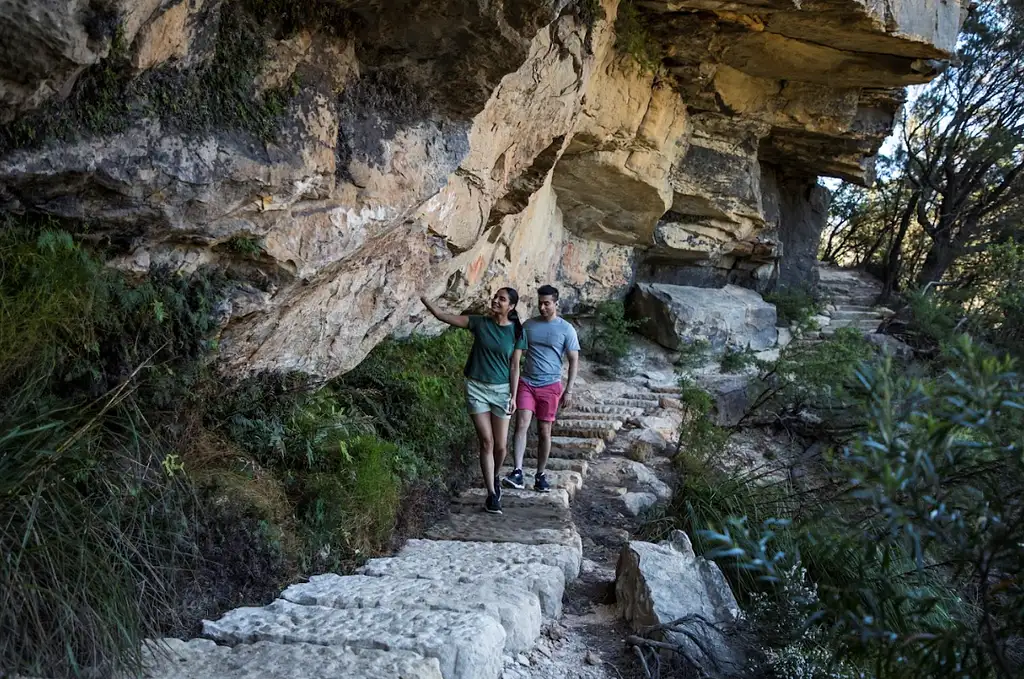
[827,318,881,331]
[533,457,589,475]
[566,403,644,417]
[551,425,616,441]
[141,638,444,679]
[647,385,681,394]
[820,324,878,337]
[203,599,505,679]
[282,573,542,653]
[360,539,574,615]
[401,538,581,585]
[828,309,885,321]
[591,397,659,410]
[552,420,620,440]
[492,468,584,496]
[456,487,573,509]
[618,392,661,403]
[526,436,604,459]
[556,411,630,422]
[425,503,582,557]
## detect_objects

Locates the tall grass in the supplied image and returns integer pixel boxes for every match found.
[1,218,476,675]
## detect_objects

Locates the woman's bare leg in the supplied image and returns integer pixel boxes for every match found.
[490,412,511,480]
[471,412,496,494]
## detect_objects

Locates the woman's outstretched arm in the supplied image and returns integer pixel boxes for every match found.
[420,296,470,328]
[508,348,523,415]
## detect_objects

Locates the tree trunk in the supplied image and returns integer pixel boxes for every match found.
[916,239,958,288]
[880,194,920,303]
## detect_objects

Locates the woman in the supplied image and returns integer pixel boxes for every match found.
[421,288,526,514]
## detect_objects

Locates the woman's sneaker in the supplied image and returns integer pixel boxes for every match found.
[485,492,503,514]
[502,468,525,490]
[534,472,551,493]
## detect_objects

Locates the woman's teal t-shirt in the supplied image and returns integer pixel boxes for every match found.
[463,315,528,384]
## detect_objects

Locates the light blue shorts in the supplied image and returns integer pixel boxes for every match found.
[465,379,512,420]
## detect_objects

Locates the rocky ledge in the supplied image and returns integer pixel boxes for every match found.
[0,0,966,379]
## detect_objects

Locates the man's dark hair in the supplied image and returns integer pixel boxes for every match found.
[537,284,559,301]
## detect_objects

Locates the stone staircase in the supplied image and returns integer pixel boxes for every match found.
[808,264,893,340]
[140,384,677,679]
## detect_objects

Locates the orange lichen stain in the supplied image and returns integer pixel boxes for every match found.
[467,255,486,285]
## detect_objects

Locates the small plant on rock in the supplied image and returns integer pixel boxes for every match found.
[720,346,757,373]
[586,300,641,367]
[674,337,711,371]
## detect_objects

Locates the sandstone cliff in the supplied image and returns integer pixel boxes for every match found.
[0,0,966,378]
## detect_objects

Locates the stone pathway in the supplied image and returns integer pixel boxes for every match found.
[141,376,681,679]
[806,264,894,340]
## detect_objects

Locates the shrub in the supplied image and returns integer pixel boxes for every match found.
[615,1,662,74]
[672,378,729,462]
[0,221,227,677]
[720,346,757,373]
[298,436,401,569]
[765,287,822,328]
[743,328,874,429]
[704,338,1024,679]
[335,331,475,482]
[586,300,641,366]
[674,337,711,371]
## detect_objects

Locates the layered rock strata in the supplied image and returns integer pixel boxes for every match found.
[0,0,966,378]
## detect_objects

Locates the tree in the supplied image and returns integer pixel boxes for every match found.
[820,2,1024,301]
[902,2,1024,286]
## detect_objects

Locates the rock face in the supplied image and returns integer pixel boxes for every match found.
[0,0,966,378]
[628,282,778,352]
[616,531,745,678]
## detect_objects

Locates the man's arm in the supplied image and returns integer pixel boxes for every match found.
[508,348,523,415]
[420,296,470,328]
[562,350,579,408]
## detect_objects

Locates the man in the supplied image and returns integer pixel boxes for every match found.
[502,285,580,493]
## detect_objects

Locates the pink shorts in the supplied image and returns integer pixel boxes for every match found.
[516,380,563,422]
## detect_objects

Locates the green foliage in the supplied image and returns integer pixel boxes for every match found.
[765,288,823,328]
[222,234,265,258]
[299,436,401,567]
[587,300,641,366]
[674,378,730,462]
[615,1,663,74]
[745,328,874,426]
[0,221,232,677]
[720,346,757,373]
[335,331,475,481]
[0,2,298,153]
[703,338,1024,679]
[0,216,221,405]
[674,337,711,370]
[0,397,193,679]
[1,218,477,676]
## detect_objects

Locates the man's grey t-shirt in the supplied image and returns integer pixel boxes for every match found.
[521,317,580,387]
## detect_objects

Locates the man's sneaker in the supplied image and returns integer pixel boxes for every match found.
[534,472,551,493]
[485,492,503,514]
[502,468,525,490]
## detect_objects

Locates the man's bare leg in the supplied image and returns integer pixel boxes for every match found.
[512,408,534,471]
[536,420,553,475]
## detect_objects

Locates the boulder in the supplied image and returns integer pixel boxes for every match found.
[866,332,914,360]
[628,283,778,353]
[621,491,658,517]
[616,531,745,678]
[696,373,756,427]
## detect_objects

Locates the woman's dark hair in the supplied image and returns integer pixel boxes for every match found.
[502,287,523,345]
